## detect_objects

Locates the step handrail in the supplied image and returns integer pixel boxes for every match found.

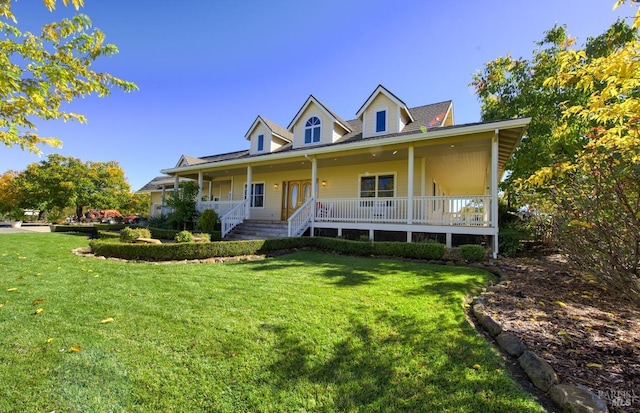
[221,199,249,238]
[287,197,314,237]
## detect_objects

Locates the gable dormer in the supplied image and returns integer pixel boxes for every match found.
[245,116,292,155]
[175,154,205,168]
[356,85,414,138]
[287,95,351,149]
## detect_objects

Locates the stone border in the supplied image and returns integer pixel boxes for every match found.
[471,264,610,413]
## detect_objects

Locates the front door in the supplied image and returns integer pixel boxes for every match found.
[281,180,312,220]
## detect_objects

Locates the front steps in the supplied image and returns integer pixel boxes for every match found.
[225,220,288,240]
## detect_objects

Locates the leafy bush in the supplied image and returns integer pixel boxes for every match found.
[89,237,448,262]
[97,230,121,240]
[148,227,180,240]
[175,230,195,243]
[49,225,96,234]
[193,233,211,242]
[198,209,218,233]
[147,214,171,229]
[459,244,486,262]
[120,227,152,243]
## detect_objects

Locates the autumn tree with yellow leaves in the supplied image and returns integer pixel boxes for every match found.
[476,2,640,299]
[0,0,137,153]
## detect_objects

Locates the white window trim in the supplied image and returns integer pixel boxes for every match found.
[303,115,322,146]
[243,181,266,209]
[257,134,265,152]
[373,106,389,135]
[357,172,397,198]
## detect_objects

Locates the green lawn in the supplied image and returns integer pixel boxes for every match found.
[0,233,545,412]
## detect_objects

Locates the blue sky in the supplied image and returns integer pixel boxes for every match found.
[1,0,633,191]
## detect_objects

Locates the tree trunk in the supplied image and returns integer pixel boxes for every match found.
[76,205,84,221]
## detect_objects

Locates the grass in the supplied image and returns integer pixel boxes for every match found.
[0,233,545,412]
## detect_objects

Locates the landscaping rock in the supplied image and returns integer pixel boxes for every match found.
[495,332,525,357]
[472,303,503,337]
[518,350,559,392]
[134,237,162,244]
[549,384,609,413]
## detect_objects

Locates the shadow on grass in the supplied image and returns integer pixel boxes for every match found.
[258,311,541,412]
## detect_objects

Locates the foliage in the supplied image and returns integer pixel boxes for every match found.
[0,234,544,412]
[174,230,195,243]
[0,0,137,154]
[13,154,131,220]
[90,237,447,262]
[459,245,486,262]
[97,230,120,240]
[193,232,211,242]
[197,208,218,233]
[0,170,19,214]
[120,192,150,216]
[119,227,151,243]
[165,181,199,230]
[471,21,638,202]
[46,207,66,224]
[146,214,171,229]
[520,26,640,300]
[147,227,180,240]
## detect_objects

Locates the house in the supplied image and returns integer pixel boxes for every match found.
[142,85,530,257]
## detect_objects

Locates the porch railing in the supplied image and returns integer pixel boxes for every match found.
[288,197,315,237]
[314,195,492,227]
[221,199,249,238]
[198,200,243,216]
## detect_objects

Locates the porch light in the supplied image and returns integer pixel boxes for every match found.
[321,180,327,187]
[274,183,278,189]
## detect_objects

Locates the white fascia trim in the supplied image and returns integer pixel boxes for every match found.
[160,118,531,175]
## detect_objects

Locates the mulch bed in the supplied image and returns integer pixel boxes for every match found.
[481,253,640,412]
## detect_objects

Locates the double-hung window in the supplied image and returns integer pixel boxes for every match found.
[304,117,321,144]
[244,183,265,207]
[359,174,395,206]
[257,134,264,152]
[375,110,386,133]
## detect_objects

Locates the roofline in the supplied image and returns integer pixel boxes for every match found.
[243,115,292,142]
[160,117,531,175]
[355,84,415,123]
[286,95,352,132]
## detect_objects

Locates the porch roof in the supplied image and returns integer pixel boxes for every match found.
[161,117,530,188]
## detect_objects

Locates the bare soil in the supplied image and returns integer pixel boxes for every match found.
[481,253,640,412]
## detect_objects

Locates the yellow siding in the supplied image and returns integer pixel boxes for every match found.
[249,123,270,155]
[291,103,333,149]
[362,93,400,138]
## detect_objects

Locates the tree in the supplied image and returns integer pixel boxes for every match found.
[0,0,137,153]
[0,170,19,215]
[121,192,150,216]
[165,181,199,230]
[471,21,637,202]
[14,154,132,220]
[522,28,640,300]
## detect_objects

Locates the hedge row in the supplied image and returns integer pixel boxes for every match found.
[89,237,447,262]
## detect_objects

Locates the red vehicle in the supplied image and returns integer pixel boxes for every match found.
[123,214,144,224]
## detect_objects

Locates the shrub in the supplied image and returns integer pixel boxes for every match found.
[175,230,195,243]
[120,227,152,243]
[193,233,211,242]
[459,244,486,262]
[198,209,218,233]
[148,227,180,240]
[97,230,121,240]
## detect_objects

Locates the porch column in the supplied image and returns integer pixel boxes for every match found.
[407,145,414,226]
[246,165,252,218]
[161,185,166,209]
[174,175,179,195]
[311,157,317,236]
[197,171,203,212]
[491,130,499,258]
[208,181,212,202]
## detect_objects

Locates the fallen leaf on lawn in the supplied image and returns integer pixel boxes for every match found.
[555,301,567,308]
[33,298,47,305]
[0,304,3,308]
[586,362,603,369]
[100,317,114,324]
[33,308,44,315]
[472,364,481,370]
[46,338,54,343]
[18,256,26,259]
[557,330,567,336]
[7,288,18,292]
[69,345,82,353]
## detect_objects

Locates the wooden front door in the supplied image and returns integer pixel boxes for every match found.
[281,180,312,220]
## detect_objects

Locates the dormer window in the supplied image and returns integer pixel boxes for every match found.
[304,117,321,144]
[376,110,387,133]
[257,134,264,152]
